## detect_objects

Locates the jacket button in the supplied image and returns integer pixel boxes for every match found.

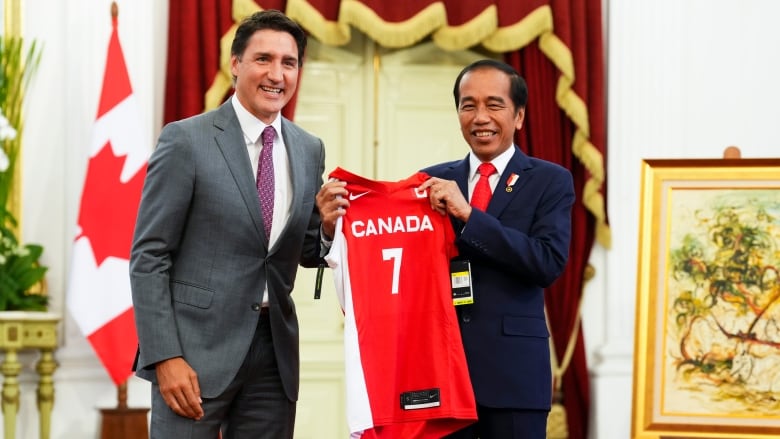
[251,303,261,311]
[462,314,471,323]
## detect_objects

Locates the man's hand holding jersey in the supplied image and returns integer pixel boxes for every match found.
[316,180,349,240]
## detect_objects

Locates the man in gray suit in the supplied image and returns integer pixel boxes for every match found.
[130,10,339,439]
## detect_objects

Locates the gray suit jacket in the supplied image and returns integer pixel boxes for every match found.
[130,100,325,401]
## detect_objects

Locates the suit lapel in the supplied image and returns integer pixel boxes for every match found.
[443,157,470,232]
[212,102,267,243]
[274,119,306,245]
[487,148,533,217]
[453,158,470,200]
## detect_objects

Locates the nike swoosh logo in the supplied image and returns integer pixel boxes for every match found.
[348,191,369,201]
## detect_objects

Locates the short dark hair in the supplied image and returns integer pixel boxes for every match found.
[231,9,307,66]
[452,59,528,112]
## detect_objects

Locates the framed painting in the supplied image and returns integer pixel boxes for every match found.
[632,158,780,439]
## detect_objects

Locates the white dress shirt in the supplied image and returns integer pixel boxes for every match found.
[231,95,292,305]
[467,145,515,200]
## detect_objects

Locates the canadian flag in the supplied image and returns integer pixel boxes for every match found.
[67,4,147,386]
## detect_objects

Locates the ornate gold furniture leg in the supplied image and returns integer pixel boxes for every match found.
[36,348,57,439]
[1,347,21,439]
[0,312,60,439]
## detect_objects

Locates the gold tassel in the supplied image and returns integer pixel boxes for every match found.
[544,264,594,439]
[546,390,569,439]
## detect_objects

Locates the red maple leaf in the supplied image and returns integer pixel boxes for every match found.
[76,142,146,266]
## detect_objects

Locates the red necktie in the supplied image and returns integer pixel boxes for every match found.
[470,162,496,211]
[257,126,275,240]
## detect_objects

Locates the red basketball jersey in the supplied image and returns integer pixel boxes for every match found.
[325,168,477,438]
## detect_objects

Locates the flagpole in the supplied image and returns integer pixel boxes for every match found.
[99,379,150,439]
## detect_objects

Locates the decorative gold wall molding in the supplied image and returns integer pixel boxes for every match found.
[3,0,23,227]
[3,0,22,38]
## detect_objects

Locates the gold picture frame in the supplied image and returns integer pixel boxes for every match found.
[632,158,780,439]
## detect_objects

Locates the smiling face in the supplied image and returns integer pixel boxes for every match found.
[231,29,300,124]
[456,67,525,162]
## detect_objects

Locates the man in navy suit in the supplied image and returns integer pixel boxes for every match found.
[418,59,575,438]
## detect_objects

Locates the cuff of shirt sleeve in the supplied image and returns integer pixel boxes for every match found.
[320,226,333,256]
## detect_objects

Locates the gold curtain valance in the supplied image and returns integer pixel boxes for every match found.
[212,0,610,248]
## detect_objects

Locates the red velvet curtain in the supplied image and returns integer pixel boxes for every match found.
[164,0,233,124]
[165,2,608,438]
[504,1,606,438]
[510,43,597,439]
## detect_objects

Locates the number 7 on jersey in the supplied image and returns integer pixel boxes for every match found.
[382,247,403,294]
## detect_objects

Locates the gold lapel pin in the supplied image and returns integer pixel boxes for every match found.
[505,173,519,193]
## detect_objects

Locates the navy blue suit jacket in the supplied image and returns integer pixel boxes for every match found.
[422,147,574,410]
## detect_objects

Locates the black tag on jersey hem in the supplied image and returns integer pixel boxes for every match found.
[400,388,441,410]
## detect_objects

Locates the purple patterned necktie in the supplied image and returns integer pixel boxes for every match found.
[257,126,275,241]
